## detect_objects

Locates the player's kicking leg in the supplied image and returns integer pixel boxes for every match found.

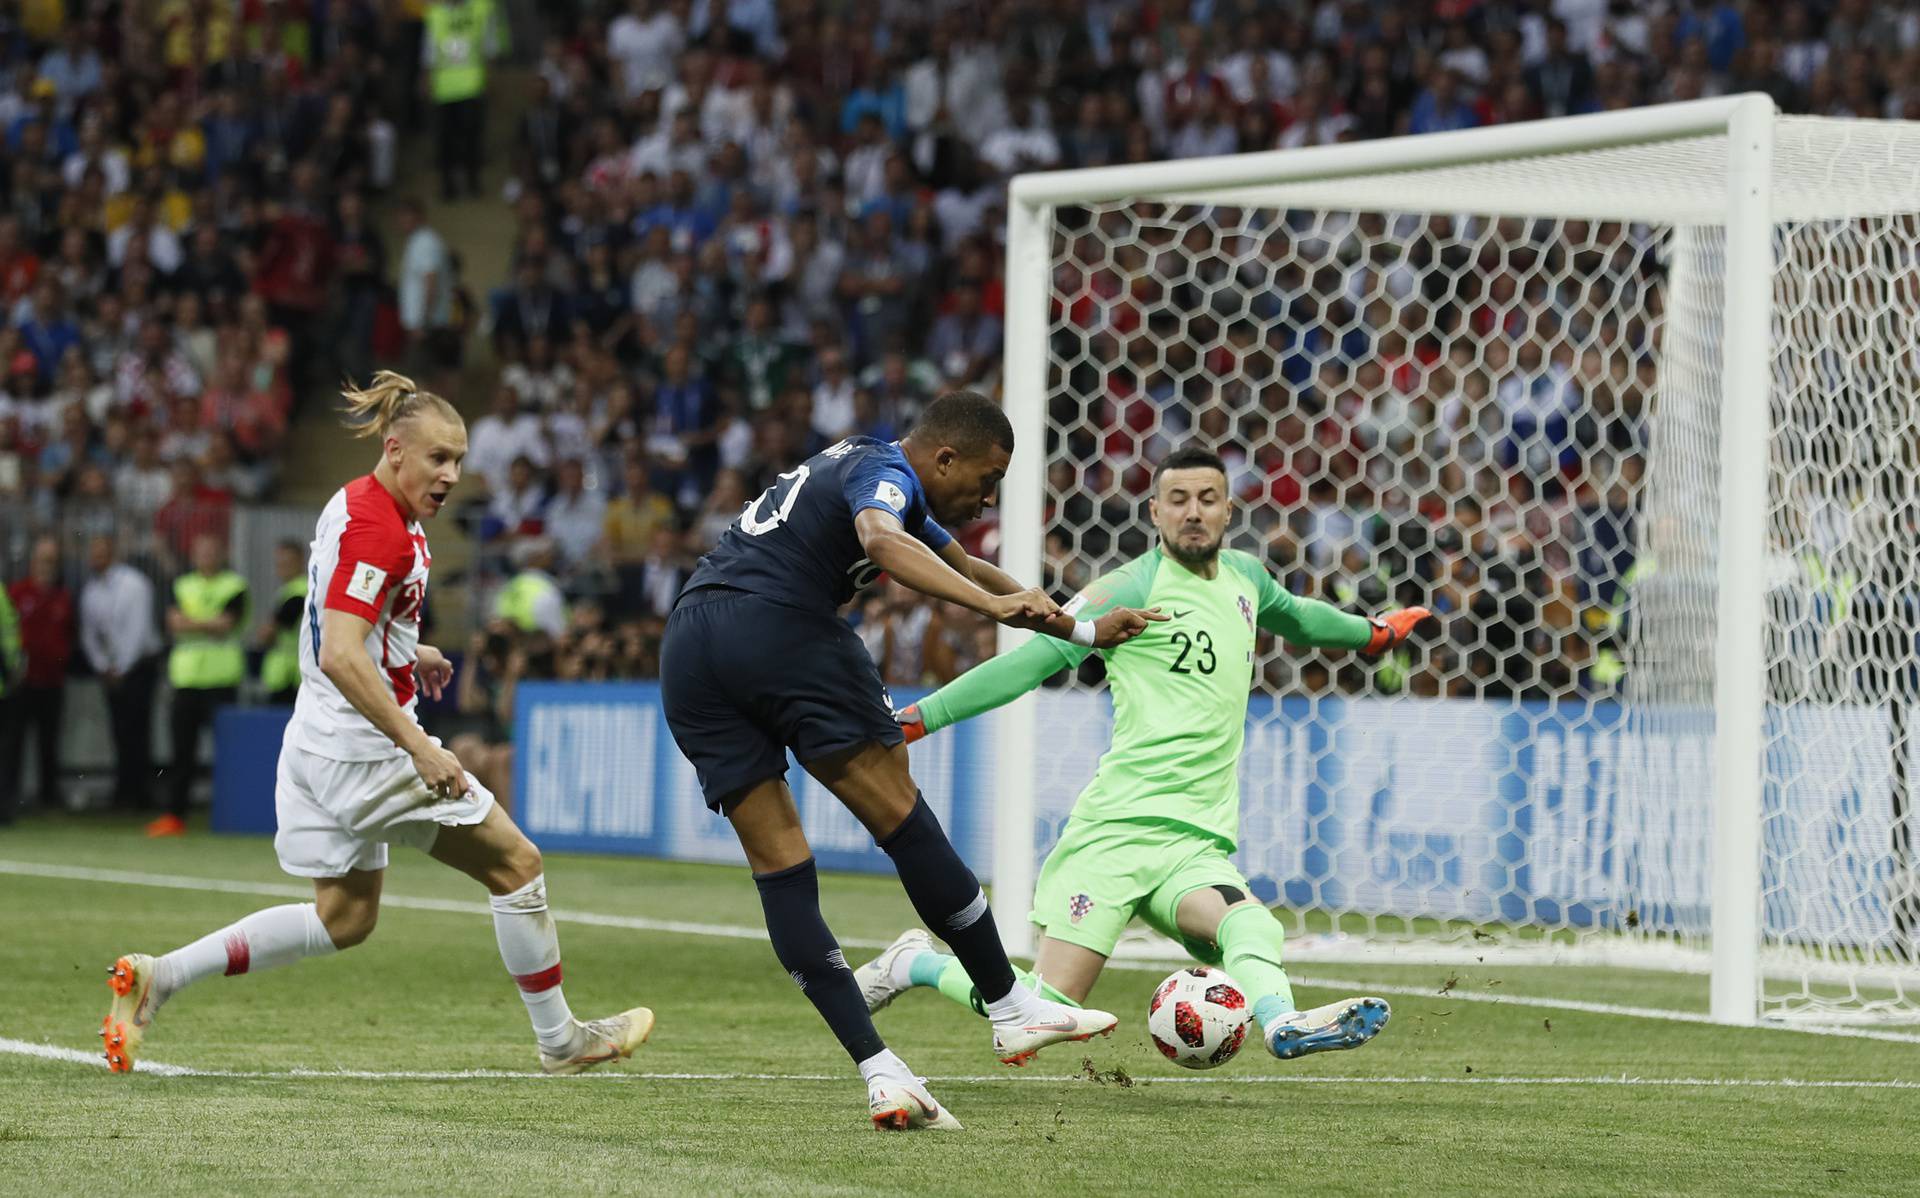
[810,743,1117,1068]
[1169,884,1390,1061]
[726,778,960,1129]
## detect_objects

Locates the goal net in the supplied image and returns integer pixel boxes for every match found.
[992,97,1920,1026]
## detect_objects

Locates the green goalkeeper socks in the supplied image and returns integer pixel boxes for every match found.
[908,950,1077,1016]
[1215,903,1297,1030]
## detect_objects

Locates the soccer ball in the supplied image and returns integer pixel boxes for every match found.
[1147,966,1252,1069]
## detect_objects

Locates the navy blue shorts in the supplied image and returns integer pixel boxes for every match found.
[661,586,902,811]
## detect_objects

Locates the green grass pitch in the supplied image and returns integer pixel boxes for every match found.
[3,817,1917,1196]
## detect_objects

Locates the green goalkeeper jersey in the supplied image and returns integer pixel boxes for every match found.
[916,546,1372,846]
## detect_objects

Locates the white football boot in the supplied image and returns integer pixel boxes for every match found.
[868,1074,964,1131]
[855,928,935,1013]
[539,1006,656,1075]
[992,999,1118,1067]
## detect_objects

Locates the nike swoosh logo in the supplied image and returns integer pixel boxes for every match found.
[1023,1016,1081,1033]
[1166,609,1192,619]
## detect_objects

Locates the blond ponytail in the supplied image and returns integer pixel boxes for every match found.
[340,370,459,439]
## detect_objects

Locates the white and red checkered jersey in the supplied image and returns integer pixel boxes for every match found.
[288,475,433,761]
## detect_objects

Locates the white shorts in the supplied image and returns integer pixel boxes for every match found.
[273,739,495,878]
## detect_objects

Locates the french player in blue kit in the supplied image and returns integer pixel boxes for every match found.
[661,392,1164,1131]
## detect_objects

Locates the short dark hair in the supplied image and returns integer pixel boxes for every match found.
[1154,445,1228,484]
[909,390,1014,456]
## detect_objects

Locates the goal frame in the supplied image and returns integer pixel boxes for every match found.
[992,94,1778,1026]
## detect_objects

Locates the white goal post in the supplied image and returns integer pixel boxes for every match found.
[992,94,1920,1027]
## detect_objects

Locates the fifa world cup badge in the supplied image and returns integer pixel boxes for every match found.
[1068,894,1094,924]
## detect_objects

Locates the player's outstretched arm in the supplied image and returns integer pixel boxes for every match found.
[855,508,1055,624]
[935,539,1026,597]
[897,636,1066,742]
[930,537,1166,648]
[1359,607,1432,654]
[318,608,464,797]
[1246,557,1431,654]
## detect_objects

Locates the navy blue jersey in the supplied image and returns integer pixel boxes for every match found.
[682,437,952,613]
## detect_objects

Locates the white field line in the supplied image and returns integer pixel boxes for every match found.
[9,858,1920,1048]
[6,1037,1919,1090]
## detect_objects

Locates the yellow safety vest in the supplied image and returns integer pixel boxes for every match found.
[170,570,249,689]
[260,577,309,695]
[493,571,565,634]
[1590,647,1625,688]
[0,587,21,699]
[426,0,502,104]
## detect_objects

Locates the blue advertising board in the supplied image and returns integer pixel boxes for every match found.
[503,685,1903,947]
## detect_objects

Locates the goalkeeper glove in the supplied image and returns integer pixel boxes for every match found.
[894,703,927,745]
[1363,606,1432,656]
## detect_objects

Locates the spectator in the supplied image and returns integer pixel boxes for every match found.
[484,454,549,546]
[37,21,102,117]
[1529,20,1598,118]
[609,0,686,102]
[495,537,569,636]
[115,429,172,516]
[651,343,720,505]
[2,535,72,816]
[423,0,510,200]
[330,190,387,386]
[0,581,20,823]
[502,332,573,410]
[691,468,748,552]
[154,458,233,565]
[115,319,200,421]
[1409,68,1482,135]
[253,162,336,380]
[605,453,678,597]
[545,457,609,577]
[723,295,805,414]
[468,386,546,496]
[493,260,575,361]
[397,198,458,378]
[158,532,247,837]
[634,526,688,618]
[809,343,858,443]
[255,539,308,707]
[80,533,161,812]
[925,284,1002,389]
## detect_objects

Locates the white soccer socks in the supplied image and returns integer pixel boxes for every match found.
[489,873,579,1053]
[155,902,339,999]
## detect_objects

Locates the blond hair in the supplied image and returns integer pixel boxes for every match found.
[340,370,461,439]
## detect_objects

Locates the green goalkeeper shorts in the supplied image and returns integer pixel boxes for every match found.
[1028,817,1250,963]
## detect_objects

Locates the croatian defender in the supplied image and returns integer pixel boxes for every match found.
[857,446,1428,1061]
[660,392,1163,1130]
[103,373,651,1075]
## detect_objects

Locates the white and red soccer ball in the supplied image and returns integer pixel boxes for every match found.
[1147,966,1252,1069]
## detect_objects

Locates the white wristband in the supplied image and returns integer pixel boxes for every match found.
[1069,619,1097,648]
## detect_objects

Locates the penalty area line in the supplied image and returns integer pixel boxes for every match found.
[8,859,1920,1046]
[4,1038,1918,1089]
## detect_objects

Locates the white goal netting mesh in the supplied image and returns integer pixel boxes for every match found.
[1031,115,1920,1024]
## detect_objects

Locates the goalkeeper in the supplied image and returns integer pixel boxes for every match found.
[853,446,1429,1061]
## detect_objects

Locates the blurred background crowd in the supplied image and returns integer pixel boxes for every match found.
[4,0,1911,820]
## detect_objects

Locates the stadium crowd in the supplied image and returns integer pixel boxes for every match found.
[7,0,1917,815]
[462,0,1893,709]
[0,1,428,823]
[0,0,422,532]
